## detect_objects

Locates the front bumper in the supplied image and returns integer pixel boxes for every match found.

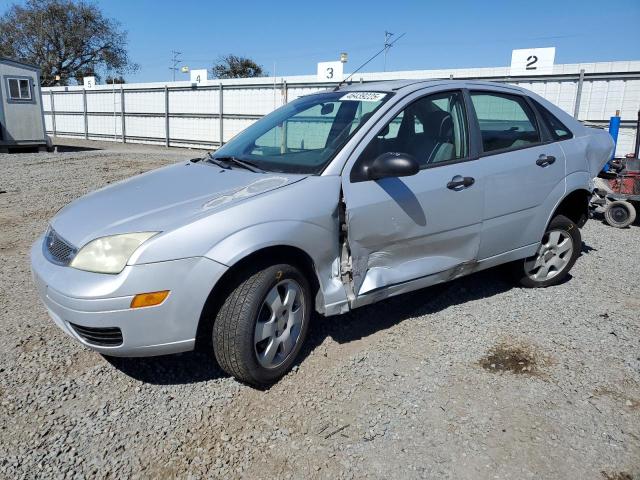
[30,236,228,357]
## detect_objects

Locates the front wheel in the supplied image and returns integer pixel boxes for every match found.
[212,263,311,386]
[512,214,581,288]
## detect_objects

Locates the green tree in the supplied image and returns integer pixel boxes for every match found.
[0,0,137,86]
[211,54,266,79]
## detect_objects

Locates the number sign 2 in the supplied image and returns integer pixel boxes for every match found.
[510,48,555,76]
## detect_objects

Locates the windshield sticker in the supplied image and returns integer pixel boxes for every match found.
[340,92,387,102]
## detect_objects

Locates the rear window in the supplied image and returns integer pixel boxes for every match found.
[533,100,573,140]
[470,92,541,153]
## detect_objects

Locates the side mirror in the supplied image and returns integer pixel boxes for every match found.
[366,152,420,181]
[320,103,335,115]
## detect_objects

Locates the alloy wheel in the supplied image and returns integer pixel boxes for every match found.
[524,230,573,281]
[254,279,305,369]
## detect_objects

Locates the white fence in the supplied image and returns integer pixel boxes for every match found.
[42,61,640,155]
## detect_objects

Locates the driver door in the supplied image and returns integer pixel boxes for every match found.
[341,90,486,306]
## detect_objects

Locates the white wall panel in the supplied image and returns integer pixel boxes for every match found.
[124,116,165,139]
[169,89,219,114]
[87,91,122,113]
[125,91,164,114]
[53,92,83,112]
[603,80,626,117]
[556,82,578,113]
[42,93,51,111]
[88,114,122,137]
[169,117,218,142]
[620,80,640,119]
[224,87,284,115]
[54,114,84,133]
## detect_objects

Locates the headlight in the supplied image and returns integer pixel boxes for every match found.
[70,232,158,274]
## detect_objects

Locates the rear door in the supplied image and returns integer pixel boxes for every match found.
[468,90,566,260]
[342,89,486,302]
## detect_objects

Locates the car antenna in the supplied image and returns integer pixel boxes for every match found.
[334,32,406,91]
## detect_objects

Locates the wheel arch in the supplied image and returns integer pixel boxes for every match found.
[550,188,591,228]
[194,244,321,351]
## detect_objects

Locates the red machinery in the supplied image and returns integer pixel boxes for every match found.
[592,155,640,228]
[591,109,640,228]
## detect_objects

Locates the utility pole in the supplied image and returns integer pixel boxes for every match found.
[383,31,394,72]
[169,50,182,81]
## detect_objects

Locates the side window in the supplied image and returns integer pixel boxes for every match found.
[532,100,573,140]
[470,92,541,153]
[357,91,468,171]
[7,78,32,101]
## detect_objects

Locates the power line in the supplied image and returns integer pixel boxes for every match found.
[383,31,394,72]
[335,32,406,90]
[169,50,182,81]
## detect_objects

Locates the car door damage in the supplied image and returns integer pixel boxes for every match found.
[338,191,355,301]
[338,185,481,309]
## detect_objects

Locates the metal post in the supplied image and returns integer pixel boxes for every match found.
[164,86,170,147]
[112,81,116,142]
[50,91,57,137]
[120,85,126,143]
[83,89,88,140]
[219,83,224,147]
[573,68,585,118]
[634,110,640,159]
[280,80,288,154]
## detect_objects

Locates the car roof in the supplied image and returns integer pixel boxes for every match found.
[337,79,525,95]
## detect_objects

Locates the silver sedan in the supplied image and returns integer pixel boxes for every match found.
[31,80,613,386]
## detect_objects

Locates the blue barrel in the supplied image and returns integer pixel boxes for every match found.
[604,113,621,172]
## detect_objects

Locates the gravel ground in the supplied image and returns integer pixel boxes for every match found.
[1,139,639,479]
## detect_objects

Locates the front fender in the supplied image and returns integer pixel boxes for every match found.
[205,220,334,267]
[205,221,349,316]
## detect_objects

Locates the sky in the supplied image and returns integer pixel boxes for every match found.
[1,0,639,83]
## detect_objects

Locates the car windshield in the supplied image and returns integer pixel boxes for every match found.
[211,91,391,174]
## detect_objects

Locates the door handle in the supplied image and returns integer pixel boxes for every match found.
[447,175,475,191]
[536,155,556,167]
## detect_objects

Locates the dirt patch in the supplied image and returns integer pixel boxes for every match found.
[480,343,540,375]
[601,471,635,480]
[594,387,640,411]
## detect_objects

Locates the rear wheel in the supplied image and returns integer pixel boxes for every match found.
[604,200,636,228]
[212,263,311,386]
[512,215,581,288]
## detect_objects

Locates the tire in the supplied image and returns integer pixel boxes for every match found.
[604,200,636,228]
[212,263,311,386]
[512,214,581,288]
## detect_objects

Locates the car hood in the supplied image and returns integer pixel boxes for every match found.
[51,161,306,247]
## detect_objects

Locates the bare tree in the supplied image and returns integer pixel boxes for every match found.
[211,54,266,79]
[0,0,137,86]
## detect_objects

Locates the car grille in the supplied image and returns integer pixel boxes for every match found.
[43,227,77,266]
[69,323,123,347]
